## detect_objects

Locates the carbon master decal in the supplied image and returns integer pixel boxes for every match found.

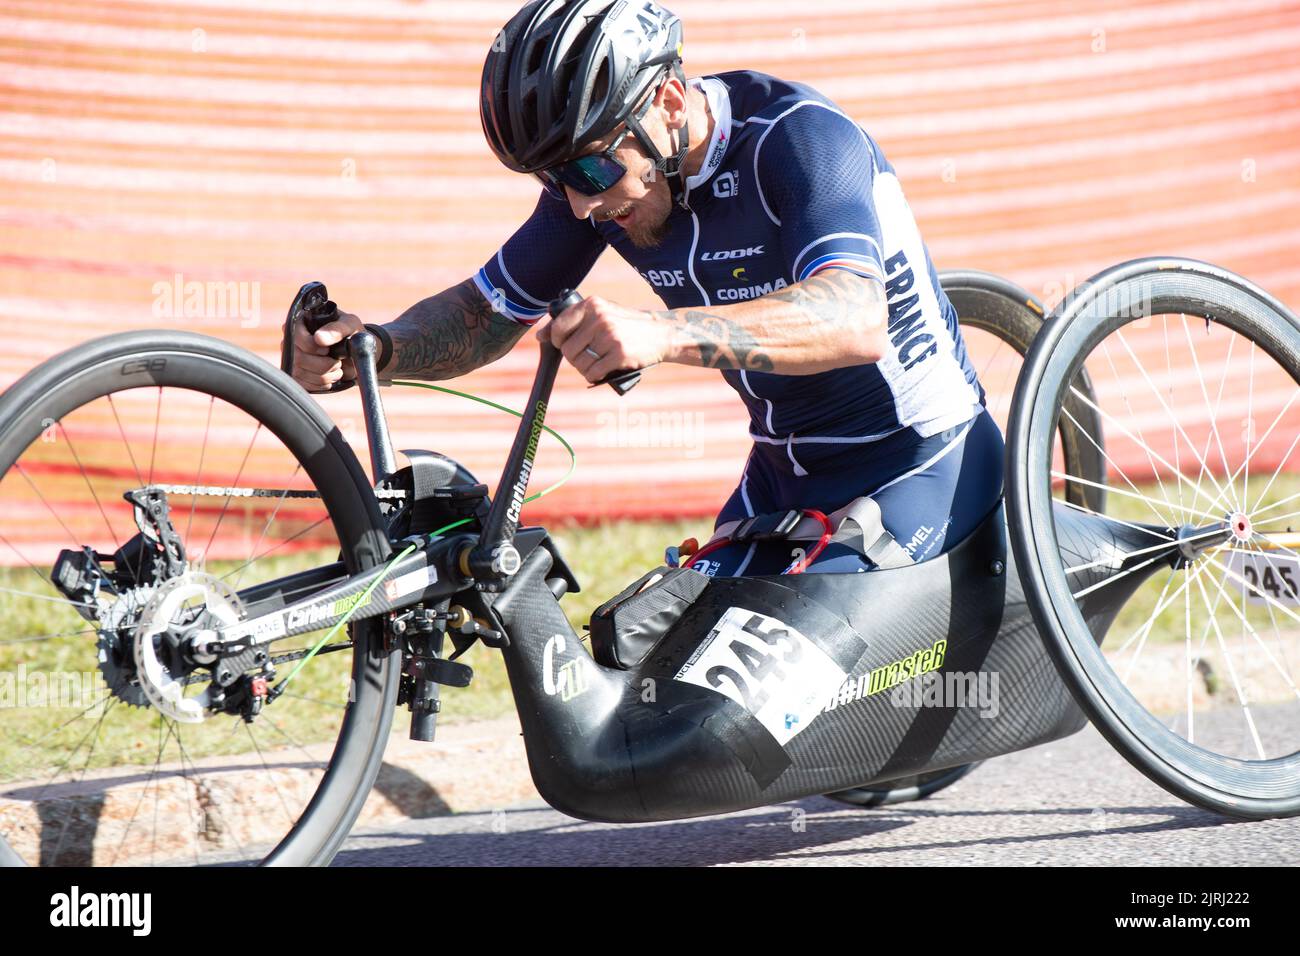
[506,399,547,524]
[823,638,947,712]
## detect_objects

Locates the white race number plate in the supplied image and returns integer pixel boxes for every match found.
[1225,552,1300,606]
[674,606,847,746]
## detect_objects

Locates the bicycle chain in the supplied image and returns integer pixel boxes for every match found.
[143,483,406,500]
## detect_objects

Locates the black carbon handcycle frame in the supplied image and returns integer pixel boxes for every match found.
[1,258,1297,866]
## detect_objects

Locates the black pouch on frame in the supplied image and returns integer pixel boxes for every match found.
[589,566,710,670]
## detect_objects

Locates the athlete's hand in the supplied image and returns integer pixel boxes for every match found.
[287,308,364,392]
[537,295,672,384]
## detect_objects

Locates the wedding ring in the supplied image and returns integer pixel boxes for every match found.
[584,346,601,360]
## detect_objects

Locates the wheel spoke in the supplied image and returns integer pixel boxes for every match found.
[183,396,216,562]
[1239,540,1299,698]
[230,463,303,592]
[1252,491,1300,520]
[1114,327,1234,513]
[244,723,297,828]
[1098,338,1180,524]
[1071,550,1167,601]
[1068,385,1231,518]
[1243,341,1256,513]
[1063,526,1219,576]
[203,422,263,559]
[0,584,93,607]
[1056,496,1175,543]
[1060,403,1175,526]
[1051,468,1219,523]
[56,420,138,583]
[1248,426,1300,517]
[1180,315,1238,511]
[0,626,101,647]
[1223,388,1300,507]
[1113,567,1176,680]
[1202,551,1300,701]
[1190,567,1267,759]
[217,516,330,584]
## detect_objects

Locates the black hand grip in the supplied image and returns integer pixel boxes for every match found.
[281,281,351,393]
[550,289,583,317]
[303,300,348,360]
[549,289,642,395]
[592,368,642,395]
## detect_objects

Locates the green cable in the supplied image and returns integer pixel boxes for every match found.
[272,379,577,694]
[274,540,418,692]
[392,379,578,509]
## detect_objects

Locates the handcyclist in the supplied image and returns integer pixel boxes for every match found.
[287,0,1005,576]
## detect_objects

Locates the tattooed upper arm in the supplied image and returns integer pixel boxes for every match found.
[383,279,528,381]
[766,269,886,331]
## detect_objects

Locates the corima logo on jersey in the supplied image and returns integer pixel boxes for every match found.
[716,278,787,301]
[883,250,939,371]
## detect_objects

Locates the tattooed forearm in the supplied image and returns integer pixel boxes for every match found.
[649,307,775,372]
[382,279,527,381]
[653,270,886,374]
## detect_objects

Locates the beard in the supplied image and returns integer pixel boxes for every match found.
[623,203,673,249]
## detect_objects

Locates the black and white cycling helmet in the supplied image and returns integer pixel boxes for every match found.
[480,0,692,205]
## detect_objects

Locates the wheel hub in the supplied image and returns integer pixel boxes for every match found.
[1227,511,1252,543]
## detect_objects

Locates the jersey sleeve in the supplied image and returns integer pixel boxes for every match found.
[753,103,887,287]
[473,189,609,326]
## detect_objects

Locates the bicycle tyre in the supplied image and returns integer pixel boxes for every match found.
[1007,257,1300,820]
[0,330,399,865]
[823,763,978,809]
[944,270,1107,513]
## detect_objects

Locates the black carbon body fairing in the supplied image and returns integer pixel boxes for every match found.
[486,501,1164,823]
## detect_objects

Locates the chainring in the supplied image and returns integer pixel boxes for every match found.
[95,585,155,708]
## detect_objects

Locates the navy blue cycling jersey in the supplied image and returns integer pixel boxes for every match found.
[475,69,985,474]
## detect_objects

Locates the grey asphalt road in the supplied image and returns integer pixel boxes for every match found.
[332,710,1300,867]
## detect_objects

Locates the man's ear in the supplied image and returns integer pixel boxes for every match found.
[657,74,689,131]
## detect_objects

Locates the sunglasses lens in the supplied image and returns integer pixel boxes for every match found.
[545,154,628,197]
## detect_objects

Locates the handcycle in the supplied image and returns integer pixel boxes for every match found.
[0,258,1297,866]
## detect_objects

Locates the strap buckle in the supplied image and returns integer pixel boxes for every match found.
[732,509,802,543]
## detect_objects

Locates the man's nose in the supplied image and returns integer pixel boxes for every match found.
[565,186,603,220]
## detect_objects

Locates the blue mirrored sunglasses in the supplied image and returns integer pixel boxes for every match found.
[535,128,634,199]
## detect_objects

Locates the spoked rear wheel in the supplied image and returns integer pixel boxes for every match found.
[1008,258,1300,819]
[0,331,398,864]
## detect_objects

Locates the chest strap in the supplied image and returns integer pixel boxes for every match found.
[710,496,914,570]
